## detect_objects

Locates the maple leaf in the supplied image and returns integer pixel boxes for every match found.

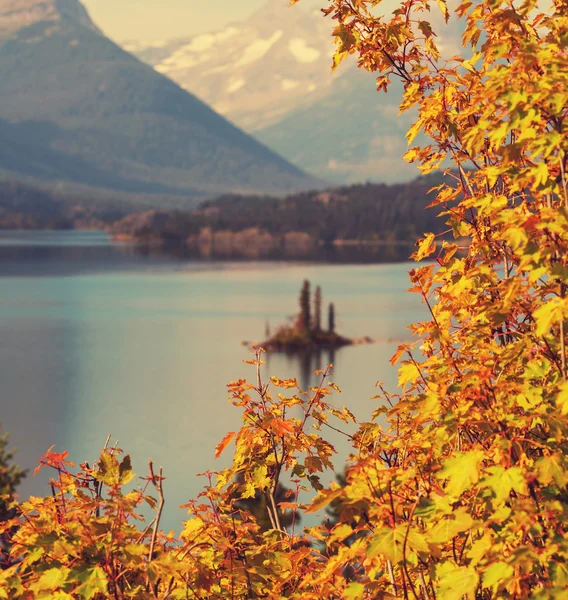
[436,451,485,497]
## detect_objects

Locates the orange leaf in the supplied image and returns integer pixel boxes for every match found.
[214,431,236,459]
[271,419,295,436]
[390,344,408,366]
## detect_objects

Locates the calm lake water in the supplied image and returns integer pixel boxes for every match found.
[0,230,423,532]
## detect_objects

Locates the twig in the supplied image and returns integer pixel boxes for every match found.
[148,462,165,563]
[387,560,398,597]
[559,152,568,209]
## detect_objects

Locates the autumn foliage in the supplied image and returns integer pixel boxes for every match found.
[2,0,568,597]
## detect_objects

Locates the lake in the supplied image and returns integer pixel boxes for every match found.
[0,230,423,533]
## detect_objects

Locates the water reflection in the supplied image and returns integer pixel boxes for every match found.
[265,348,337,391]
[133,240,415,265]
[0,231,414,277]
[0,231,423,533]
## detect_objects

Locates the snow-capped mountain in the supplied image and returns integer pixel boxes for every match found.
[123,1,343,133]
[125,0,466,184]
[125,0,418,183]
[0,0,321,202]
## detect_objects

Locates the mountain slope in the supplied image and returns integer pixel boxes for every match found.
[124,2,335,132]
[127,0,458,184]
[255,69,416,184]
[0,0,321,201]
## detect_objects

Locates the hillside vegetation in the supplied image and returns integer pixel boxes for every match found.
[0,0,320,201]
[110,176,447,246]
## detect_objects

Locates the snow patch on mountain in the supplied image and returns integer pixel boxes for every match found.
[123,39,168,52]
[204,64,229,75]
[236,30,283,67]
[228,78,246,93]
[281,78,300,91]
[186,27,238,53]
[288,38,321,63]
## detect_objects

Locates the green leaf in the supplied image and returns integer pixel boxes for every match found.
[73,566,108,600]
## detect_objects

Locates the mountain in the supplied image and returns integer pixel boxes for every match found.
[255,69,416,184]
[125,1,416,184]
[123,2,335,133]
[0,0,321,204]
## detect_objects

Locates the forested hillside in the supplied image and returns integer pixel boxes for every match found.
[0,0,321,200]
[0,179,135,229]
[110,176,448,244]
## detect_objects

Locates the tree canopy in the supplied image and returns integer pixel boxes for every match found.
[1,0,567,598]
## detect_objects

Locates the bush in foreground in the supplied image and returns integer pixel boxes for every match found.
[2,0,568,597]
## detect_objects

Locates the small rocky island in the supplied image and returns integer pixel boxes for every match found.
[250,280,370,352]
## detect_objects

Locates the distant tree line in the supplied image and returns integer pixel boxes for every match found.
[0,180,133,230]
[111,174,450,244]
[0,175,451,244]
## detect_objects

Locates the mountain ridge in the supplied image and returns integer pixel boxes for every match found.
[126,0,458,184]
[0,0,321,204]
[125,0,414,184]
[0,0,99,39]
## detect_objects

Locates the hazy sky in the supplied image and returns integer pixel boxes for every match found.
[82,0,317,42]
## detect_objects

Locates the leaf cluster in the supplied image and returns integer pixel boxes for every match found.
[2,0,568,598]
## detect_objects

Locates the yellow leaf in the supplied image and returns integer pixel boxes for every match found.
[343,582,365,599]
[436,451,485,497]
[482,562,514,594]
[390,344,408,366]
[31,568,68,591]
[414,233,437,261]
[558,382,568,415]
[437,0,450,22]
[483,466,527,501]
[533,297,563,337]
[252,464,270,490]
[428,509,473,544]
[398,361,421,389]
[437,564,479,600]
[328,523,354,544]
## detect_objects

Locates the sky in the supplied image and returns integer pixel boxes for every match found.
[82,0,317,43]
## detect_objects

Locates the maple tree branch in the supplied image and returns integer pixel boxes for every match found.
[148,462,164,563]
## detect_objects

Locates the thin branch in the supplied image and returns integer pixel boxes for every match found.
[148,462,165,563]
